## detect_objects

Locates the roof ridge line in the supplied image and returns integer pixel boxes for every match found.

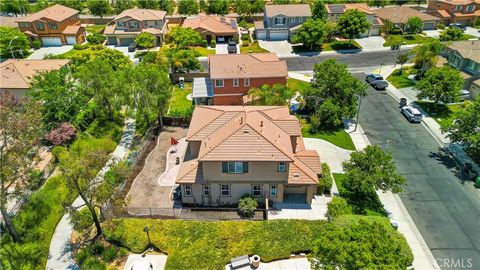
[243,120,294,161]
[292,156,319,182]
[186,109,239,140]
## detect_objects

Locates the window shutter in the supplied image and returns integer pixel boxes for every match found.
[243,162,248,173]
[222,162,228,173]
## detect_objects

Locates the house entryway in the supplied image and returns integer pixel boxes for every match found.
[283,186,307,204]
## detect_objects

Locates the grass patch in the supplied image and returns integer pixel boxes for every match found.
[240,41,269,53]
[300,121,356,151]
[415,100,471,129]
[386,67,417,89]
[333,173,346,195]
[167,82,194,117]
[287,78,310,95]
[323,40,362,51]
[383,34,435,47]
[104,217,411,270]
[192,46,216,56]
[86,24,106,34]
[460,34,477,40]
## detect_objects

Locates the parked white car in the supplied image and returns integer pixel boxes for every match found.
[401,106,422,123]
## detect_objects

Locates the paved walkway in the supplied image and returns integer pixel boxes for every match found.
[304,138,353,173]
[46,118,136,270]
[225,257,310,270]
[158,138,187,186]
[268,195,330,220]
[27,45,73,59]
[354,36,386,51]
[123,253,167,270]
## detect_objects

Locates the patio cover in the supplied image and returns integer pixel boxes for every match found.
[192,77,213,98]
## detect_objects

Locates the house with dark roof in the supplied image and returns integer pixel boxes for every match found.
[182,15,238,43]
[255,4,312,40]
[16,4,85,46]
[176,106,321,206]
[325,3,383,37]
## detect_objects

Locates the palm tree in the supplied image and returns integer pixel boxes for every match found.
[397,53,409,70]
[247,84,293,106]
[412,40,443,76]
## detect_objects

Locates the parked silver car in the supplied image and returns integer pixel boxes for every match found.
[365,74,389,90]
[401,106,422,123]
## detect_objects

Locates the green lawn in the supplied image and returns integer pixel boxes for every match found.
[386,67,417,89]
[300,121,356,151]
[85,24,106,34]
[460,34,478,40]
[103,217,411,270]
[192,46,216,56]
[415,100,471,129]
[333,173,347,195]
[287,78,310,95]
[167,83,194,117]
[292,40,362,53]
[240,41,269,53]
[384,34,435,47]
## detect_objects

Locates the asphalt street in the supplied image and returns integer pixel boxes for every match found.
[355,73,480,270]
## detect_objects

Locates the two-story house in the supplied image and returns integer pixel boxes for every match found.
[16,4,85,46]
[255,4,311,40]
[182,15,238,43]
[325,3,383,37]
[192,53,288,105]
[440,40,480,98]
[374,6,441,30]
[427,0,479,26]
[176,106,322,206]
[104,8,167,46]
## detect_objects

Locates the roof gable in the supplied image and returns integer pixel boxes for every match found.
[17,4,78,23]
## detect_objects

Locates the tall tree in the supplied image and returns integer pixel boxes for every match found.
[0,0,29,16]
[397,53,409,70]
[0,27,30,58]
[416,66,464,106]
[412,39,442,75]
[207,0,229,15]
[0,91,42,243]
[113,0,135,13]
[168,27,202,49]
[291,18,327,50]
[381,19,394,37]
[247,84,294,105]
[54,0,84,11]
[135,32,155,49]
[406,16,423,34]
[311,0,327,20]
[137,0,158,9]
[158,0,174,14]
[439,27,463,41]
[337,9,370,44]
[178,0,199,15]
[167,49,201,73]
[87,0,110,18]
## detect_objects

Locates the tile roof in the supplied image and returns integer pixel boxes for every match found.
[182,15,238,35]
[17,4,78,23]
[113,8,166,22]
[445,40,480,62]
[177,106,320,185]
[374,6,441,24]
[438,0,477,4]
[1,59,70,89]
[326,3,375,15]
[437,10,452,18]
[62,25,82,35]
[208,53,288,79]
[265,4,312,17]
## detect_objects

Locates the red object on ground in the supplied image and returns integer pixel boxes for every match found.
[171,137,178,145]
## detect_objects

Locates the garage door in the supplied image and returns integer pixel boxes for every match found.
[119,37,135,46]
[423,22,436,30]
[256,30,267,40]
[66,36,76,45]
[370,27,380,36]
[41,37,62,46]
[268,30,289,40]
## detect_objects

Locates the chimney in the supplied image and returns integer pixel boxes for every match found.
[260,121,263,127]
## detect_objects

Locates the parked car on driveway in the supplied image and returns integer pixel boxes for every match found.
[227,40,237,54]
[365,73,389,90]
[448,23,466,32]
[401,106,422,123]
[128,42,137,52]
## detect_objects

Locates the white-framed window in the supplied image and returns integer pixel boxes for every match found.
[221,184,230,196]
[270,185,277,197]
[466,4,475,12]
[277,162,286,172]
[274,17,286,25]
[222,161,248,174]
[252,185,262,196]
[48,22,58,30]
[233,78,239,87]
[244,78,250,86]
[215,79,224,87]
[184,184,192,197]
[203,185,210,196]
[455,5,462,11]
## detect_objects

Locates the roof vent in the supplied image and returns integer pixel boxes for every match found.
[293,173,299,178]
[243,130,249,134]
[260,121,263,127]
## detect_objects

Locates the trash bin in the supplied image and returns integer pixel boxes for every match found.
[251,255,260,268]
[399,98,407,108]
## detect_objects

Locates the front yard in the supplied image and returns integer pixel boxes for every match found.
[85,24,106,34]
[415,100,472,129]
[166,83,194,117]
[300,120,356,151]
[292,40,362,53]
[287,78,310,95]
[383,34,435,47]
[240,41,269,53]
[386,67,418,89]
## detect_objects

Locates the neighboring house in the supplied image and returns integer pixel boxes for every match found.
[192,53,288,105]
[176,106,321,206]
[374,6,441,30]
[427,0,479,26]
[255,4,311,40]
[16,4,85,46]
[325,3,383,37]
[182,15,238,43]
[440,40,480,98]
[0,59,70,99]
[104,8,167,46]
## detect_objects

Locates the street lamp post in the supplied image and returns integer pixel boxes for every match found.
[379,63,384,74]
[9,36,19,59]
[394,25,405,67]
[143,226,151,246]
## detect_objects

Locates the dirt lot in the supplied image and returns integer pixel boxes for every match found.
[126,126,187,210]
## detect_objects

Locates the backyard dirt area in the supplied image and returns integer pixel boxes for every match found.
[126,126,187,210]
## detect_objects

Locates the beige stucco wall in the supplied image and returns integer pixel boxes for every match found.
[203,161,289,182]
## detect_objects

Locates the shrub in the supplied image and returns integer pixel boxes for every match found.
[233,35,239,44]
[439,27,463,41]
[139,51,158,64]
[202,39,208,48]
[327,197,353,218]
[309,114,321,133]
[238,195,258,218]
[317,163,333,194]
[241,34,250,41]
[51,146,67,163]
[238,20,249,29]
[211,40,216,48]
[46,123,77,146]
[101,246,117,263]
[32,39,42,49]
[82,257,106,270]
[74,101,97,131]
[436,23,445,30]
[73,43,90,50]
[71,207,94,231]
[135,32,155,49]
[86,33,106,45]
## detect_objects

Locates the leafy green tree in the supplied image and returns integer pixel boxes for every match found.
[235,0,264,19]
[382,19,394,37]
[0,0,29,16]
[394,0,407,5]
[55,45,131,72]
[291,18,327,50]
[207,0,229,15]
[397,53,409,69]
[178,0,199,15]
[442,100,480,162]
[113,0,135,13]
[327,197,352,218]
[137,0,157,9]
[33,0,52,11]
[135,32,155,49]
[0,92,41,243]
[167,49,201,73]
[406,16,423,34]
[416,66,463,106]
[311,0,327,20]
[87,0,110,18]
[315,99,344,128]
[325,20,337,42]
[412,39,442,75]
[0,27,30,58]
[86,33,106,44]
[168,27,202,48]
[247,84,293,105]
[369,0,387,7]
[337,9,370,44]
[53,0,84,11]
[158,0,175,14]
[199,0,207,12]
[439,27,463,41]
[306,59,367,129]
[30,68,89,129]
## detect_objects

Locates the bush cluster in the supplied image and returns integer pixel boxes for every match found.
[238,195,258,218]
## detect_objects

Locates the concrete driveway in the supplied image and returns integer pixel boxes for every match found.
[106,45,137,62]
[27,45,73,59]
[423,29,442,38]
[215,43,239,54]
[464,26,480,38]
[354,36,386,51]
[258,40,293,57]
